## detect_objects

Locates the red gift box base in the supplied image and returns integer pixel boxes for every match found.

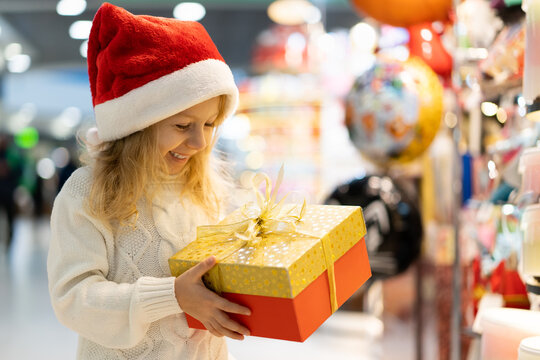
[186,237,372,342]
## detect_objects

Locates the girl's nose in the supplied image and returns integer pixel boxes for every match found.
[186,125,207,150]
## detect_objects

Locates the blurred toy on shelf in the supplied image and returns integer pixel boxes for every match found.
[460,202,528,318]
[480,21,525,84]
[456,0,504,49]
[219,73,323,201]
[251,24,323,75]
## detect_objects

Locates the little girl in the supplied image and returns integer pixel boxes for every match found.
[47,3,250,359]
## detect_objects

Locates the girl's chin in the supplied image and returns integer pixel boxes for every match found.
[166,154,188,174]
[167,165,184,175]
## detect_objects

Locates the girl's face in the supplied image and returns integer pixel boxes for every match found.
[156,97,220,175]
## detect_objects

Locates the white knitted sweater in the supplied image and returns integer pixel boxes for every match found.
[47,167,231,360]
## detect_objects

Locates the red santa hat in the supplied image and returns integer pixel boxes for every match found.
[87,2,238,142]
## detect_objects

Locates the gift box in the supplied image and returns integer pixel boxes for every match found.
[169,171,371,342]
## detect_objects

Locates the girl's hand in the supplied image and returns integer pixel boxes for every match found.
[174,256,251,340]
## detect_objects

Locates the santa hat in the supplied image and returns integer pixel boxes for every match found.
[87,2,238,143]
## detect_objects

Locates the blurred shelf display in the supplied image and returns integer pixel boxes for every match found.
[219,73,323,201]
[481,78,523,100]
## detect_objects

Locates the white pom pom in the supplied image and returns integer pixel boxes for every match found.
[86,127,102,146]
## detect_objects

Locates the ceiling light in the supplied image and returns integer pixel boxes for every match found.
[57,0,87,16]
[7,54,31,73]
[4,43,22,60]
[173,2,206,21]
[69,20,92,40]
[268,0,321,26]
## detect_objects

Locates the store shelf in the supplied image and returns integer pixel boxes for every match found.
[480,78,522,100]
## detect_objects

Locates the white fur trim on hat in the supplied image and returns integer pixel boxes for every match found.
[94,59,239,142]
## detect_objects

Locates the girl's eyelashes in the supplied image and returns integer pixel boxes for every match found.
[175,122,216,131]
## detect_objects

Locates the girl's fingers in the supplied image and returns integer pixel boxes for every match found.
[210,319,245,340]
[205,322,223,338]
[216,312,250,336]
[216,297,251,316]
[184,256,216,279]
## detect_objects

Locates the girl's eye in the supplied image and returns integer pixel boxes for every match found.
[205,122,216,128]
[176,124,190,130]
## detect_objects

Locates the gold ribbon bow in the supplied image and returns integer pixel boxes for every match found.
[197,166,338,312]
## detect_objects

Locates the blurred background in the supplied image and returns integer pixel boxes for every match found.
[1,0,539,359]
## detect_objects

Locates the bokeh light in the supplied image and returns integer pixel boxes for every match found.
[173,2,206,21]
[14,127,39,149]
[37,158,56,179]
[51,147,70,168]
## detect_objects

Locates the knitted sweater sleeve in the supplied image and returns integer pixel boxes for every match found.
[47,177,182,349]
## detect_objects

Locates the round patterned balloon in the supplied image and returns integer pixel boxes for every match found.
[345,56,443,165]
